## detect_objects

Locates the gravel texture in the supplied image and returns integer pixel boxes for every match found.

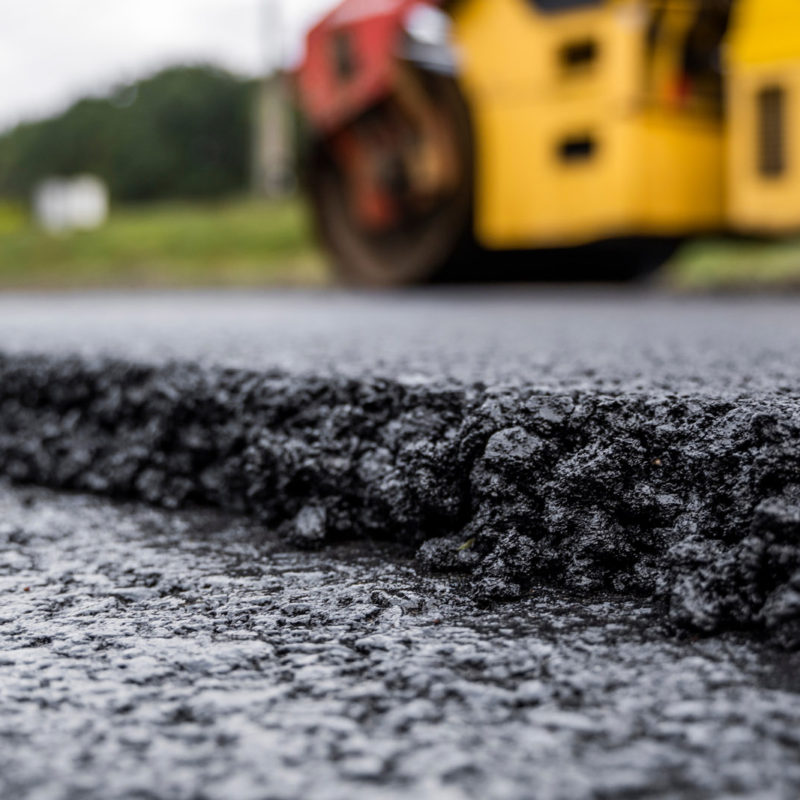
[1,291,800,643]
[2,484,800,800]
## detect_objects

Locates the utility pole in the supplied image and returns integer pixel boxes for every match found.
[252,0,295,198]
[260,0,284,72]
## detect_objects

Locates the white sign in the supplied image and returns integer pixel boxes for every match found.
[33,176,109,233]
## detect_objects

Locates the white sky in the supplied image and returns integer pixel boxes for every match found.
[0,0,338,131]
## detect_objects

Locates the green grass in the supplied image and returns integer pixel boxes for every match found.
[3,195,800,290]
[666,236,800,290]
[0,198,326,289]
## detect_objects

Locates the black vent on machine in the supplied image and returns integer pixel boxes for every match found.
[758,86,787,178]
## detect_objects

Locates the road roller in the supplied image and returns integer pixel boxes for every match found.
[295,0,800,285]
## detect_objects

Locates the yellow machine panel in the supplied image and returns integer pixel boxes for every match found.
[452,0,727,248]
[727,0,800,233]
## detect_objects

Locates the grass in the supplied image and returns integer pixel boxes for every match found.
[0,197,327,289]
[3,195,800,290]
[667,236,800,290]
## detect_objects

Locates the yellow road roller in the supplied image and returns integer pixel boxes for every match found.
[295,0,800,285]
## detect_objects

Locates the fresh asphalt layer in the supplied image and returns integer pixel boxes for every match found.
[0,288,797,392]
[1,289,800,798]
[2,484,800,800]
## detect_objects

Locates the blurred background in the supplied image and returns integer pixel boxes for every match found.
[1,0,799,291]
[0,0,333,289]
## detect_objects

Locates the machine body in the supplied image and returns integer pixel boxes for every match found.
[296,0,800,284]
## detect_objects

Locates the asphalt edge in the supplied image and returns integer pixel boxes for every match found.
[1,351,799,646]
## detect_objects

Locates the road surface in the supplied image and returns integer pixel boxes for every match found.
[2,483,800,800]
[1,290,800,798]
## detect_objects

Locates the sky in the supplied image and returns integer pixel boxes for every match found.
[0,0,337,131]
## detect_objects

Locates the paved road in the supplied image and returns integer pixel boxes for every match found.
[2,483,800,800]
[1,290,800,798]
[0,288,798,392]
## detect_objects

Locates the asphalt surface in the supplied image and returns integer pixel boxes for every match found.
[2,483,800,800]
[0,289,798,392]
[1,290,800,798]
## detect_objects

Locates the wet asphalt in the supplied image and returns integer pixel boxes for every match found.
[2,484,800,800]
[2,289,800,798]
[0,288,798,392]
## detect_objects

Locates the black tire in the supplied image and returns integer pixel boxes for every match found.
[308,74,475,288]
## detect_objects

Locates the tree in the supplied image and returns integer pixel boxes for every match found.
[0,65,255,203]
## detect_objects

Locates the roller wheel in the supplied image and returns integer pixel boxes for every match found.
[308,72,474,288]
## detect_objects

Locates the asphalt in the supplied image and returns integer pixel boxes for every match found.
[1,289,800,797]
[2,483,800,800]
[0,289,798,393]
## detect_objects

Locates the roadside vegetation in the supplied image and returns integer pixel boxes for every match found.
[0,67,255,203]
[667,237,800,291]
[0,198,326,289]
[2,196,800,289]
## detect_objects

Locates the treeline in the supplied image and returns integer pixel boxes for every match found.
[0,66,255,203]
